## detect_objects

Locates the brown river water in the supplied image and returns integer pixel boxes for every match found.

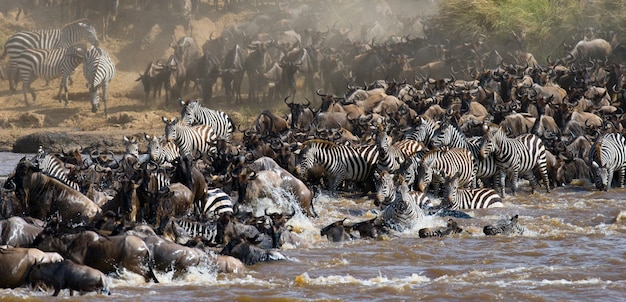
[0,153,625,301]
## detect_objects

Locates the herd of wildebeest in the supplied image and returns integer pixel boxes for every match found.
[1,0,626,297]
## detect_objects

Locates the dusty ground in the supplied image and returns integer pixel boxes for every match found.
[0,3,286,153]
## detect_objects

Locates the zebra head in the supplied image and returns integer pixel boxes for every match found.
[479,130,496,159]
[375,125,392,153]
[123,135,139,157]
[296,144,316,179]
[443,173,460,210]
[69,20,100,47]
[590,161,609,191]
[483,214,526,236]
[180,98,200,125]
[374,170,396,208]
[416,155,436,193]
[162,117,180,142]
[432,122,451,149]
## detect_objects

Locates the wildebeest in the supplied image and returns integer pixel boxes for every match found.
[32,229,160,283]
[135,60,171,106]
[219,235,286,265]
[6,158,101,226]
[28,259,111,296]
[77,0,119,42]
[320,218,354,242]
[0,216,43,247]
[0,246,63,288]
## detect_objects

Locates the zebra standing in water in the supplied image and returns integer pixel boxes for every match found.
[374,182,426,232]
[83,46,115,117]
[145,134,180,166]
[180,99,234,140]
[297,139,378,193]
[431,122,499,187]
[374,170,432,209]
[13,43,88,106]
[441,173,503,210]
[162,117,218,159]
[375,124,427,173]
[196,188,234,219]
[31,152,81,192]
[589,132,626,190]
[416,148,476,194]
[1,19,99,92]
[480,123,550,196]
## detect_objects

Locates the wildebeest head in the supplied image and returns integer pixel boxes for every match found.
[320,218,353,242]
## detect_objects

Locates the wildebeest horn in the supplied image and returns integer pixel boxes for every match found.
[90,149,100,161]
[304,97,311,107]
[316,89,326,97]
[284,95,292,105]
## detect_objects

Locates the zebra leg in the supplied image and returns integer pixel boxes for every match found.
[22,79,32,106]
[8,64,18,93]
[498,170,507,197]
[510,170,519,196]
[103,84,108,118]
[618,166,626,188]
[58,76,70,106]
[523,171,539,194]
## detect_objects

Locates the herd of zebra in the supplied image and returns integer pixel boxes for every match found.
[1,19,115,116]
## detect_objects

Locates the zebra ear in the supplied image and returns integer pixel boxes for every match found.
[162,116,168,123]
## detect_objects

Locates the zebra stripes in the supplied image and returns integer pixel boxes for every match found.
[145,134,180,165]
[405,116,439,147]
[298,139,378,192]
[443,173,503,210]
[14,43,88,106]
[374,183,426,232]
[162,117,218,159]
[32,153,81,192]
[417,148,476,194]
[180,99,234,140]
[589,132,626,190]
[375,125,426,172]
[83,46,115,116]
[197,188,234,219]
[432,123,499,186]
[166,217,219,246]
[374,170,431,209]
[483,214,527,236]
[1,19,99,91]
[480,123,550,196]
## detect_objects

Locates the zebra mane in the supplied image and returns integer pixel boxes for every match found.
[303,139,337,148]
[64,18,92,28]
[594,137,604,165]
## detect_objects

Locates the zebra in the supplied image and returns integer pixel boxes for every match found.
[180,99,234,140]
[374,170,432,209]
[31,153,81,192]
[432,122,499,187]
[375,124,427,173]
[405,116,439,147]
[162,117,218,159]
[163,217,219,246]
[83,46,115,117]
[442,172,503,210]
[13,43,88,106]
[483,214,527,236]
[588,132,626,190]
[416,148,476,194]
[123,135,139,158]
[145,134,180,166]
[196,188,234,219]
[297,139,378,193]
[480,123,550,196]
[1,19,99,92]
[374,182,426,232]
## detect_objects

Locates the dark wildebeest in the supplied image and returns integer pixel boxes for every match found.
[0,216,43,247]
[220,44,247,102]
[28,259,111,296]
[244,41,272,102]
[197,50,221,102]
[32,229,160,283]
[135,60,171,107]
[219,235,287,265]
[169,36,200,103]
[320,218,354,242]
[77,0,119,42]
[5,158,101,226]
[0,246,63,289]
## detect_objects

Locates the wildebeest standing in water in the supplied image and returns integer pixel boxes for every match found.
[28,259,111,296]
[0,246,63,289]
[5,158,101,226]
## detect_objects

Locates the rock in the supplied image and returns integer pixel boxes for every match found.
[12,132,79,153]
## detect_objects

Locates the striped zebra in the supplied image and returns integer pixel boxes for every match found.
[196,188,234,219]
[375,125,427,172]
[180,99,234,140]
[432,122,499,187]
[417,148,476,194]
[162,117,218,159]
[13,43,88,106]
[297,139,378,192]
[374,183,426,232]
[123,135,139,158]
[483,214,527,236]
[164,217,219,246]
[405,116,439,147]
[145,134,180,165]
[1,19,99,92]
[442,173,503,210]
[589,132,626,190]
[83,46,115,117]
[374,170,432,209]
[480,123,550,196]
[31,153,81,192]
